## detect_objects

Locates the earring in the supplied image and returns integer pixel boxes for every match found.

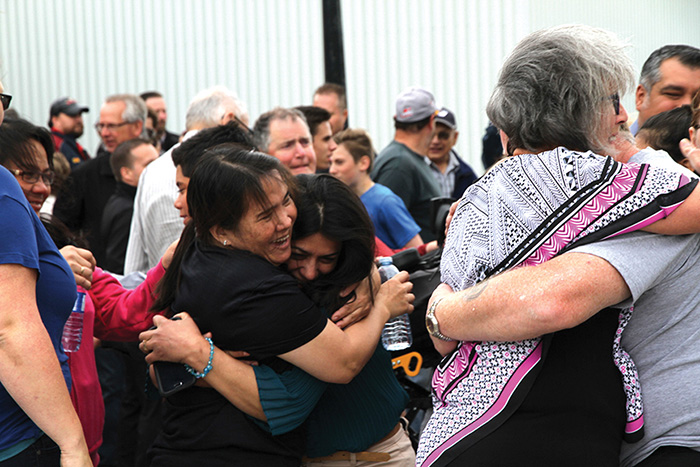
[223,240,228,246]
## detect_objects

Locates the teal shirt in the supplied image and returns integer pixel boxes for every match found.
[252,365,325,435]
[253,345,409,457]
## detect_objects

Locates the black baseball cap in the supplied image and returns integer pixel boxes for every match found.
[434,108,457,130]
[48,97,89,126]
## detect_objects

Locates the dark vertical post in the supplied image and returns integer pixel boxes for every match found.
[322,0,346,88]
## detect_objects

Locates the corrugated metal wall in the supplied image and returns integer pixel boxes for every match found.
[0,0,326,158]
[341,0,525,164]
[1,1,699,173]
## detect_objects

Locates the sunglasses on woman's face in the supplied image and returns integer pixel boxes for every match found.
[0,93,12,111]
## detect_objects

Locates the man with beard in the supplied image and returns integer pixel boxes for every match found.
[371,87,442,242]
[48,97,90,169]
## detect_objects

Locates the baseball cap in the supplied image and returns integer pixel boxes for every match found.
[49,97,89,126]
[395,87,438,123]
[434,108,457,130]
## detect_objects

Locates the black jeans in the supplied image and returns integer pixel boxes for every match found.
[0,434,60,467]
[635,446,700,466]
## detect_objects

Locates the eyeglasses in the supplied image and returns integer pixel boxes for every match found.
[10,168,55,186]
[609,93,620,116]
[94,121,132,132]
[0,93,11,111]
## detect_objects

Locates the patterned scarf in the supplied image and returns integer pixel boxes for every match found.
[417,147,696,466]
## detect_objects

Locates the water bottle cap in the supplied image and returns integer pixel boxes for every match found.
[377,256,393,266]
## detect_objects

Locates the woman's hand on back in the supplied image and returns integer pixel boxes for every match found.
[331,266,381,329]
[444,200,459,237]
[375,270,414,319]
[680,138,700,172]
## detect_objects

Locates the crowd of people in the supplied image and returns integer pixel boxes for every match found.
[2,22,700,467]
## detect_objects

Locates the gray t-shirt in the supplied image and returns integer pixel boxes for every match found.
[573,148,700,465]
[574,231,700,466]
[631,147,697,179]
[371,140,441,242]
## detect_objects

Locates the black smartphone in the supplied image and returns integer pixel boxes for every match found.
[153,360,196,397]
[149,316,196,397]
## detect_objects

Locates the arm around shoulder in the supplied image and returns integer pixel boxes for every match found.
[434,252,631,342]
[643,180,700,235]
[280,271,414,383]
[90,261,166,340]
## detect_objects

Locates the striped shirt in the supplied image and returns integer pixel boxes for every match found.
[124,131,198,273]
[426,151,460,198]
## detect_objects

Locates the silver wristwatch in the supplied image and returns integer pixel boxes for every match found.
[426,297,453,341]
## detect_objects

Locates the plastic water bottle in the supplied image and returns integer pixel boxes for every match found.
[62,291,85,353]
[378,257,413,351]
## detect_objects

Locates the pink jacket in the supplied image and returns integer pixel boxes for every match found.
[68,262,166,465]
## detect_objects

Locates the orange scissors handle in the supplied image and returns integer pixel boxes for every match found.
[391,351,423,377]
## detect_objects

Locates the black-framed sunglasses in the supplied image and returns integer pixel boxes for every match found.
[609,93,620,116]
[10,168,55,186]
[0,93,11,111]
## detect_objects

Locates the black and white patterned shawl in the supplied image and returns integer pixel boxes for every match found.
[417,147,696,466]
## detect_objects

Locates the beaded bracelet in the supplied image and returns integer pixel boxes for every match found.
[185,337,214,379]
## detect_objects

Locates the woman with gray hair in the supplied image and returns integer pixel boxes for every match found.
[417,25,700,466]
[486,25,637,157]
